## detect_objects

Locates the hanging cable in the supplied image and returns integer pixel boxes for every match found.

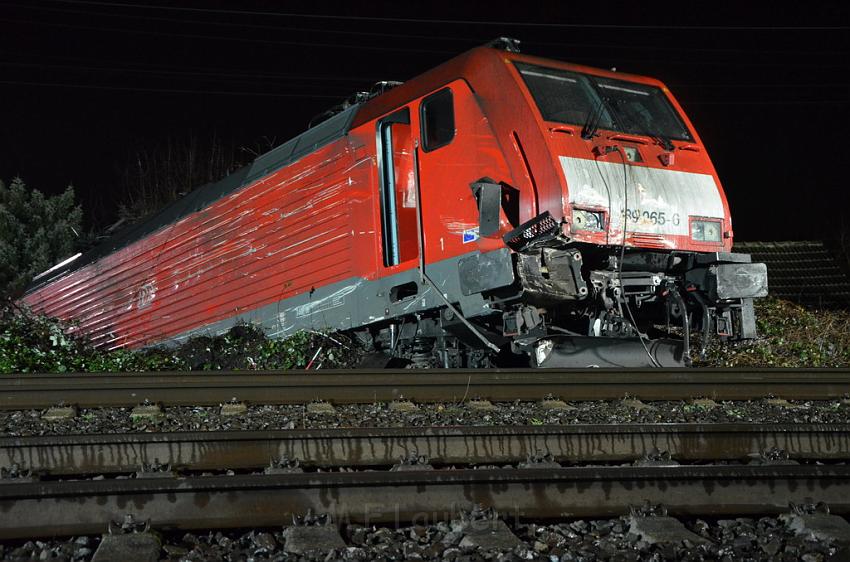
[611,145,663,368]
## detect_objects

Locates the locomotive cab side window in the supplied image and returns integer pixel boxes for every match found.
[420,88,455,151]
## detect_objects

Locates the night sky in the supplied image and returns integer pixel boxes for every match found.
[1,1,849,242]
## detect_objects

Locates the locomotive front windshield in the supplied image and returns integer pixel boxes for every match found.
[516,62,693,142]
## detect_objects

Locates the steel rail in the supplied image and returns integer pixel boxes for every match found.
[4,423,850,476]
[1,465,849,539]
[1,368,849,409]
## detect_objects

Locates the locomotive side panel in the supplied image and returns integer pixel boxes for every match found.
[24,140,364,348]
[24,71,523,349]
[140,146,362,345]
[335,78,520,320]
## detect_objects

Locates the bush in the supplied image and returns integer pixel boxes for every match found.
[0,304,186,373]
[0,304,361,374]
[0,178,83,298]
[3,298,845,373]
[167,327,356,371]
[0,304,90,373]
[699,297,850,367]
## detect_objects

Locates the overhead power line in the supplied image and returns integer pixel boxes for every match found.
[6,16,849,70]
[40,0,850,30]
[0,60,374,84]
[0,50,383,82]
[0,17,455,55]
[11,2,488,45]
[0,80,345,97]
[14,3,850,56]
[683,99,850,105]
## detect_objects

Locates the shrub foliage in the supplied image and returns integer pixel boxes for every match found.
[699,298,850,367]
[0,178,83,298]
[0,303,359,374]
[0,298,847,373]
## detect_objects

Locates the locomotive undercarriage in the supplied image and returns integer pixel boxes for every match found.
[507,243,765,367]
[359,214,767,368]
[360,314,497,369]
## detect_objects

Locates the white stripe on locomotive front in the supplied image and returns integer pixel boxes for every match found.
[560,155,725,239]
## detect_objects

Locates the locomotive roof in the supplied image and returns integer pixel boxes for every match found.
[350,46,658,129]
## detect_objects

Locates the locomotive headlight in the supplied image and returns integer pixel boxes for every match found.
[690,219,722,242]
[572,208,605,231]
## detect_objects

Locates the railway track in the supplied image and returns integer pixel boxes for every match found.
[2,367,849,409]
[3,369,850,546]
[3,423,850,476]
[1,465,849,539]
[3,422,850,540]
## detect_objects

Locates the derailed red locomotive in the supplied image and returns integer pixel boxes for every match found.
[24,39,768,367]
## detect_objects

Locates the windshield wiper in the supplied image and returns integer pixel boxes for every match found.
[604,98,676,151]
[652,132,675,151]
[633,111,675,150]
[581,99,605,140]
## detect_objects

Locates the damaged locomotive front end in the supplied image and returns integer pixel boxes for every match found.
[479,53,771,368]
[358,44,771,370]
[500,212,768,367]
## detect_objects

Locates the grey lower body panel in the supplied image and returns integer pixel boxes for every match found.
[162,248,514,346]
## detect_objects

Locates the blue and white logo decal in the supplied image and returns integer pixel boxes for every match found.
[462,227,480,244]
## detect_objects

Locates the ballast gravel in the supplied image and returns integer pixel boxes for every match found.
[2,398,850,436]
[0,515,841,561]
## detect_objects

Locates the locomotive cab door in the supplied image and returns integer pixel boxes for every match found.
[414,82,516,262]
[376,107,419,268]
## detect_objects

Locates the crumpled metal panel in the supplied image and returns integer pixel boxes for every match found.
[24,141,366,349]
[457,248,515,296]
[516,247,587,303]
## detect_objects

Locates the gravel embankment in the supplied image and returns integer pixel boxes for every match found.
[2,399,849,436]
[0,516,840,561]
